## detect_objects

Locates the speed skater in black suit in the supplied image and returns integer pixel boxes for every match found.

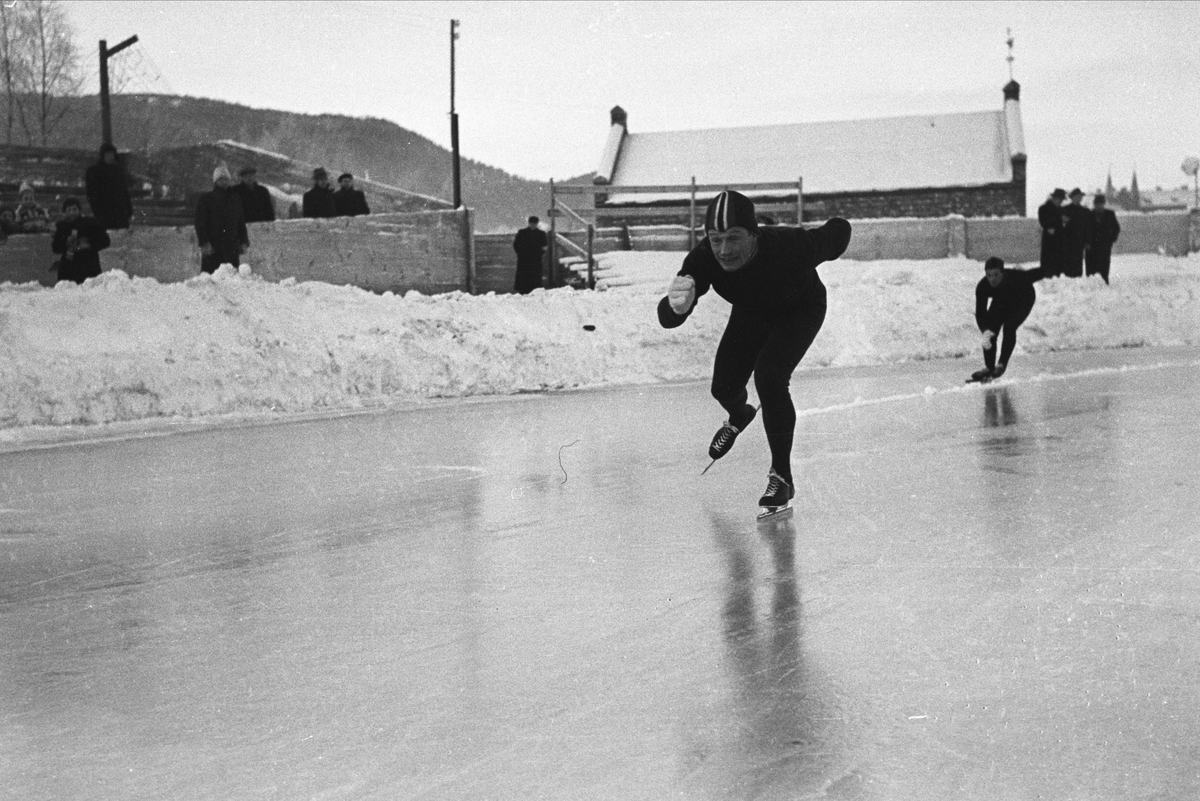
[657,190,851,511]
[971,256,1046,382]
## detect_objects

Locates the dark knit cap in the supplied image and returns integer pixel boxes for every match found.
[704,190,758,234]
[1094,194,1106,204]
[1069,187,1084,198]
[338,172,353,182]
[313,167,329,179]
[984,256,1004,271]
[61,196,82,211]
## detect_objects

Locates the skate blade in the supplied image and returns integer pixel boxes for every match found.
[756,504,793,521]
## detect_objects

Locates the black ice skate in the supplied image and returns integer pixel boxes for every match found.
[701,405,757,475]
[966,367,993,384]
[990,363,1007,379]
[757,469,795,520]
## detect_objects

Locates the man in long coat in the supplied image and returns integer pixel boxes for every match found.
[194,166,249,274]
[85,143,133,230]
[1085,194,1121,285]
[1060,188,1091,278]
[236,166,276,223]
[1037,188,1067,276]
[512,216,548,294]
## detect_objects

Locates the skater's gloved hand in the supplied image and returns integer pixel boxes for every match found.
[667,275,696,315]
[981,330,996,349]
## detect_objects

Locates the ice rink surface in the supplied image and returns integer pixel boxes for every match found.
[3,346,1200,800]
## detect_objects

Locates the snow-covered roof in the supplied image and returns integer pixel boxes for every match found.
[604,109,1019,204]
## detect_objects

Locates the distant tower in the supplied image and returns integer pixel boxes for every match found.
[1105,171,1115,197]
[1130,169,1141,209]
[1002,29,1026,204]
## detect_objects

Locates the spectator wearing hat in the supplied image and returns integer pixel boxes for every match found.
[51,197,111,284]
[333,172,370,217]
[85,143,134,230]
[303,168,337,218]
[236,166,276,224]
[1060,187,1091,278]
[1037,188,1068,277]
[194,165,249,274]
[16,183,51,234]
[1086,195,1120,285]
[0,206,19,238]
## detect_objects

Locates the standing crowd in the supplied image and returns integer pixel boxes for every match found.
[2,146,374,282]
[1037,187,1121,284]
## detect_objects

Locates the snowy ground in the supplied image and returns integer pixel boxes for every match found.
[0,251,1196,445]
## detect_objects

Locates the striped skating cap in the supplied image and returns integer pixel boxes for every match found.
[704,190,758,234]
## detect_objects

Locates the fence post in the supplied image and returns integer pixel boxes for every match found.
[689,176,697,250]
[587,224,595,289]
[548,178,557,288]
[797,176,803,224]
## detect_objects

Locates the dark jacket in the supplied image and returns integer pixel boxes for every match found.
[237,182,276,223]
[1060,202,1091,276]
[85,145,134,230]
[1037,200,1064,273]
[658,219,852,326]
[52,215,111,284]
[194,185,249,258]
[1090,208,1121,250]
[303,184,337,218]
[975,268,1046,330]
[333,187,370,217]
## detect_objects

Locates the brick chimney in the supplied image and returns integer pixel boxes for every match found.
[595,106,628,185]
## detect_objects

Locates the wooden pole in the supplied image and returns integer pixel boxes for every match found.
[797,176,804,225]
[587,224,595,289]
[548,178,557,288]
[450,21,462,209]
[98,35,137,147]
[690,176,698,247]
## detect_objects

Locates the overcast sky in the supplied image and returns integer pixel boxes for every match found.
[66,1,1198,208]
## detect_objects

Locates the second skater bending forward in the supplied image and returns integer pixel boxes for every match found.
[657,190,852,508]
[973,256,1046,380]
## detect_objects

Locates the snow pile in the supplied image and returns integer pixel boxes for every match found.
[0,253,1196,433]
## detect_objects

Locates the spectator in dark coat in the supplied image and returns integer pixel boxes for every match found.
[1059,187,1091,278]
[51,197,111,284]
[512,215,548,294]
[236,166,276,223]
[0,206,18,237]
[1086,194,1120,285]
[1037,188,1067,276]
[85,143,134,230]
[333,172,370,217]
[302,168,337,218]
[194,166,249,274]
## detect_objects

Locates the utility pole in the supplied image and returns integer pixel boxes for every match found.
[99,35,139,146]
[450,19,462,209]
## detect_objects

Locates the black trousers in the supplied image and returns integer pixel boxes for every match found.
[201,250,241,275]
[982,299,1034,369]
[1085,247,1112,284]
[710,284,826,481]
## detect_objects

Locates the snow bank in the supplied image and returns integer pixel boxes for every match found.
[0,253,1196,434]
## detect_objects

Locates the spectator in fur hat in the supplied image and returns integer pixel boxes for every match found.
[16,183,51,234]
[1037,188,1068,276]
[194,165,249,274]
[333,172,370,217]
[303,167,337,218]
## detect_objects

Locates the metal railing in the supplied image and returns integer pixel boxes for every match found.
[546,177,803,287]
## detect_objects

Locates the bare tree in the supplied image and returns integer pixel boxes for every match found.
[10,0,83,146]
[0,1,30,145]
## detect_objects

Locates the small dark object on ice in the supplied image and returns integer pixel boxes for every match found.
[582,324,596,331]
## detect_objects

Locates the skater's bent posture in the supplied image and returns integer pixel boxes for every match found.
[657,190,852,508]
[973,256,1046,380]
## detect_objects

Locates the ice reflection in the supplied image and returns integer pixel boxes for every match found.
[692,512,855,794]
